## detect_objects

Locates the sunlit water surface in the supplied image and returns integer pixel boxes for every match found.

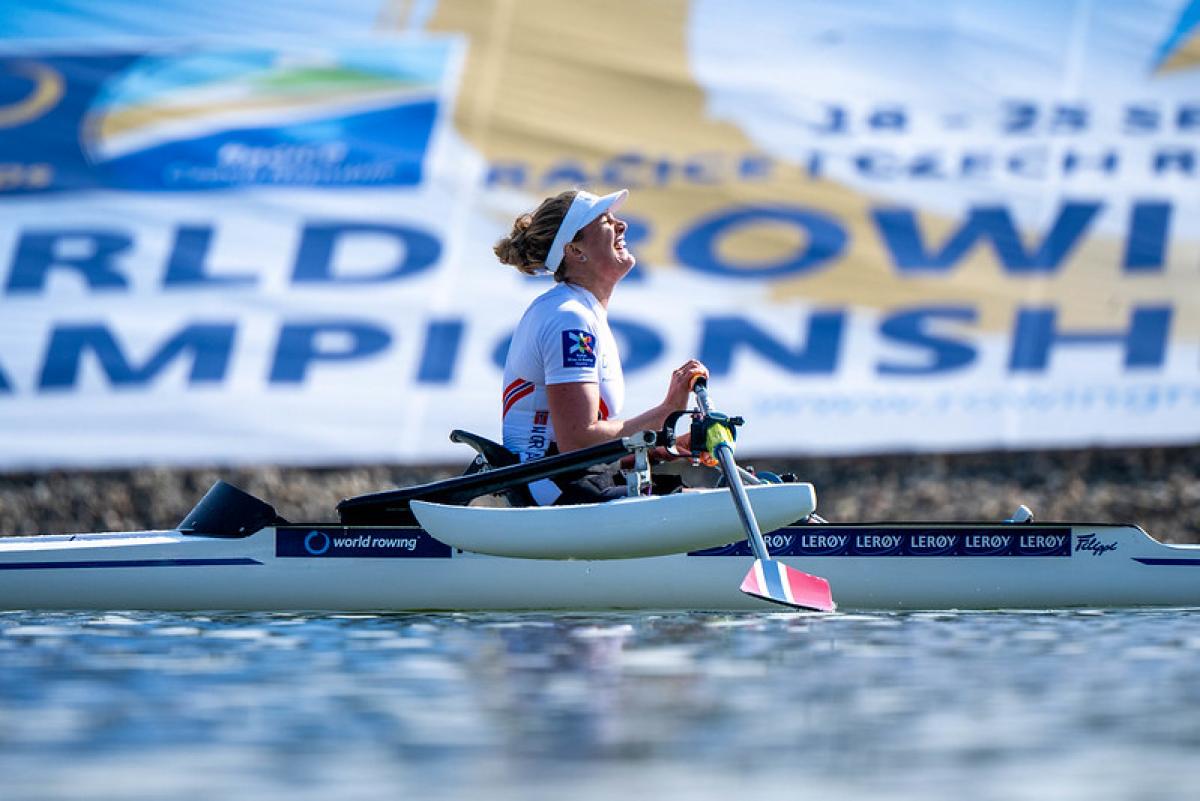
[2,609,1199,800]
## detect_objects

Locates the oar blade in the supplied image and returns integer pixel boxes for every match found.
[740,558,836,612]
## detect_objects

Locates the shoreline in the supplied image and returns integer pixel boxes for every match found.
[2,445,1198,542]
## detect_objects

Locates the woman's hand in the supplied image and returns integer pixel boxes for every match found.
[664,359,708,411]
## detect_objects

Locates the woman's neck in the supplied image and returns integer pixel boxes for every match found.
[563,273,616,308]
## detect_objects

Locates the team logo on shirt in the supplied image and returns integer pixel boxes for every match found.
[561,329,597,368]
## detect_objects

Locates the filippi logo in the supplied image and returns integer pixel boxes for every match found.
[1076,533,1119,556]
[0,61,64,128]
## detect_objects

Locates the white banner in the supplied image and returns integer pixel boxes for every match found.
[0,0,1197,467]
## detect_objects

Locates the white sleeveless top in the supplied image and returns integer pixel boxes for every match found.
[501,282,625,465]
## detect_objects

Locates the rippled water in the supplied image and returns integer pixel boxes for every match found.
[2,609,1200,801]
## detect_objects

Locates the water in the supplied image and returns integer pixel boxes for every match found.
[2,610,1199,801]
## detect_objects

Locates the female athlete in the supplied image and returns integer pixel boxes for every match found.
[493,188,708,504]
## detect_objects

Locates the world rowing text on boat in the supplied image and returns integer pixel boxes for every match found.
[276,528,451,559]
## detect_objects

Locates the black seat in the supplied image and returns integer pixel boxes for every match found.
[449,430,532,507]
[450,429,519,469]
[339,430,640,523]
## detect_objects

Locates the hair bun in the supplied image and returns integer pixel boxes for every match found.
[493,236,524,269]
[494,191,577,278]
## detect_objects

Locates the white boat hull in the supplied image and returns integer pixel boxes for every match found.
[411,483,816,559]
[1,522,1198,611]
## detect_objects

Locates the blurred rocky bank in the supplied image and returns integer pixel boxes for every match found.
[1,446,1198,542]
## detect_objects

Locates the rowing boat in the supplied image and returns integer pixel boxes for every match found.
[2,384,1193,612]
[0,509,1195,611]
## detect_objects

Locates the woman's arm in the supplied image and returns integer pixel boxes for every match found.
[547,359,707,452]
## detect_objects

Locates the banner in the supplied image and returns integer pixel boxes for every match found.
[0,0,1198,467]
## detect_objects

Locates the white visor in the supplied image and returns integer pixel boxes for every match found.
[543,189,628,272]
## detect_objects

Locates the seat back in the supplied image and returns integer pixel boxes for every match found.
[449,430,532,506]
[450,430,519,468]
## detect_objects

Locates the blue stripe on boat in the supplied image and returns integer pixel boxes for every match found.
[1133,558,1200,566]
[0,558,262,571]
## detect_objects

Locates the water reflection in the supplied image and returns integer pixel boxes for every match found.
[0,609,1199,799]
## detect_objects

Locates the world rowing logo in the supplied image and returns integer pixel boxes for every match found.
[561,329,597,368]
[304,530,331,556]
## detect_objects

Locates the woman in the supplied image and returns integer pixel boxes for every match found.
[494,188,708,505]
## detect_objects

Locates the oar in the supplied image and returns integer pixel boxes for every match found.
[691,378,835,612]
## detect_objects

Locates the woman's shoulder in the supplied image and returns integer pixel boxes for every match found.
[525,284,595,327]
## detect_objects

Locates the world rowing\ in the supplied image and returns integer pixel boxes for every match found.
[332,535,418,551]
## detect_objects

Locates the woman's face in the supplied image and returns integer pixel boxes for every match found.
[573,211,635,276]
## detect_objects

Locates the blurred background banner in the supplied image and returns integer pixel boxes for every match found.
[0,0,1197,467]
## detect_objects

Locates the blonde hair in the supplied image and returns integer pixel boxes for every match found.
[494,190,580,280]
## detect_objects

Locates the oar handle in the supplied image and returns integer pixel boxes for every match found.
[691,375,713,415]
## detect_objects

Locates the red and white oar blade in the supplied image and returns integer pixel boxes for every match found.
[740,558,835,612]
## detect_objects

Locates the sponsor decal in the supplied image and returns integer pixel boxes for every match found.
[276,527,452,558]
[852,531,905,556]
[561,329,597,368]
[961,533,1014,556]
[1015,533,1071,556]
[906,532,959,556]
[795,532,850,555]
[691,527,1073,557]
[762,532,797,551]
[1075,533,1119,556]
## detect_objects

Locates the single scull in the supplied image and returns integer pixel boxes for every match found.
[1,383,1192,612]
